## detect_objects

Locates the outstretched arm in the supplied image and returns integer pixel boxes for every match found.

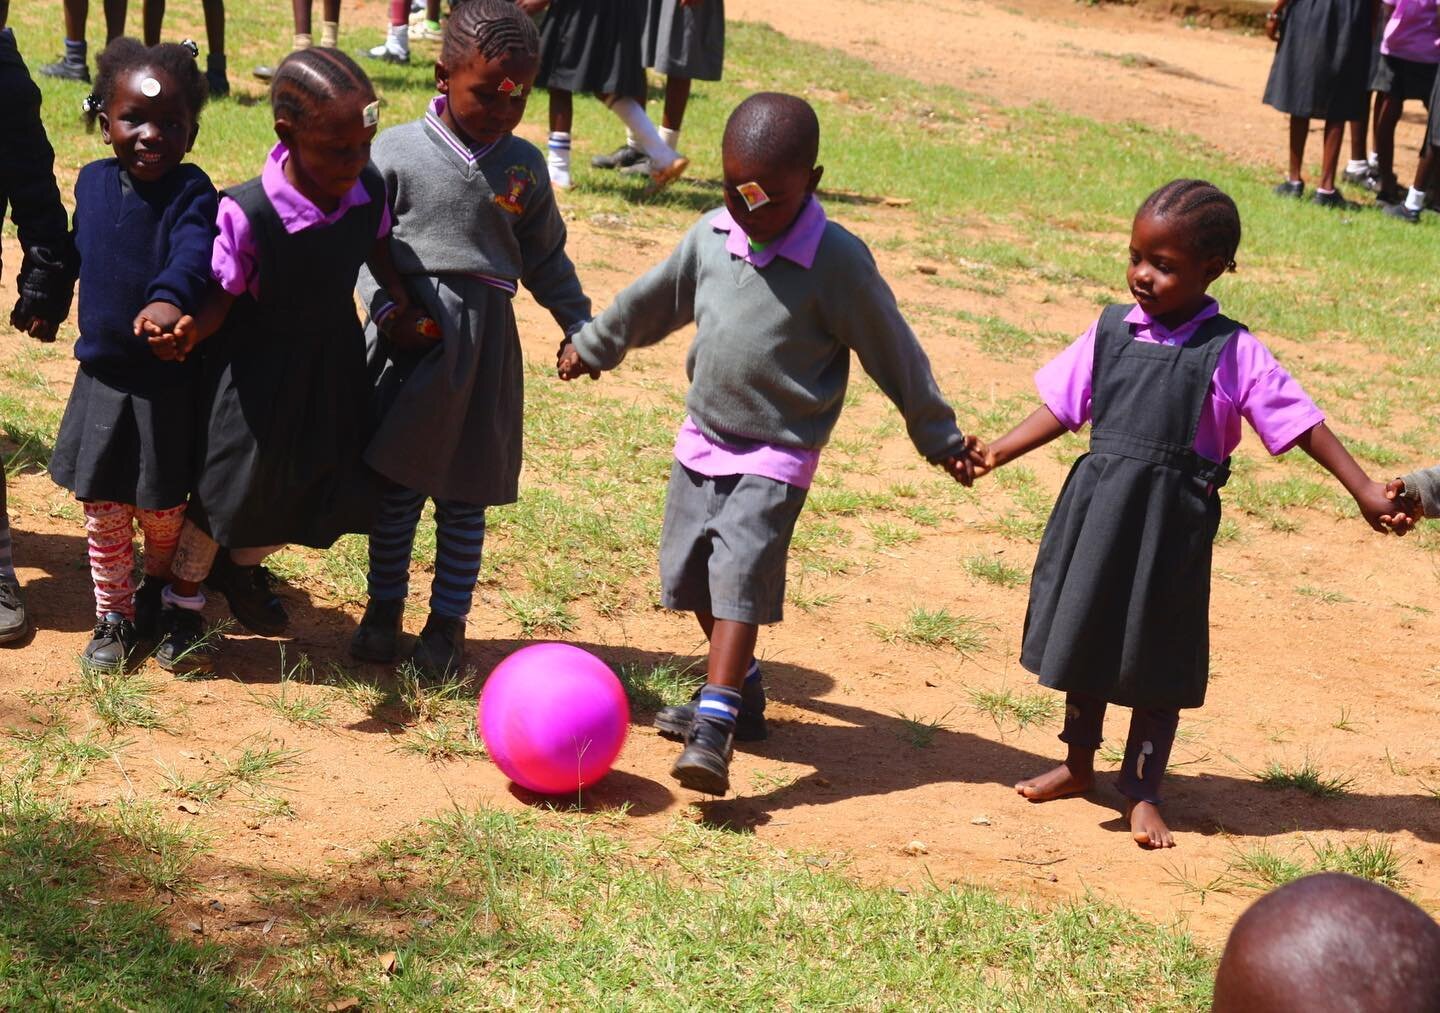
[974,406,1068,476]
[152,282,235,362]
[1293,422,1401,533]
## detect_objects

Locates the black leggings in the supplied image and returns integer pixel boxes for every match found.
[1059,692,1179,805]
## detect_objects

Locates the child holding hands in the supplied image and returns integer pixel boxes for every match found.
[559,93,976,795]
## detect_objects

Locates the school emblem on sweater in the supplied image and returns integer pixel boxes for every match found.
[494,165,536,215]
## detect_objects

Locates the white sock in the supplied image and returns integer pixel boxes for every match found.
[608,97,677,168]
[320,20,338,47]
[1315,187,1336,195]
[659,126,681,151]
[163,584,206,612]
[547,131,572,188]
[1406,186,1426,211]
[293,32,313,50]
[389,24,409,53]
[1369,151,1380,168]
[625,128,638,149]
[1346,158,1369,173]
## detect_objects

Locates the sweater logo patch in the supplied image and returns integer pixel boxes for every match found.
[494,164,536,215]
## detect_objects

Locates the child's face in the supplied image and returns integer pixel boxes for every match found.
[276,96,378,203]
[1126,210,1226,326]
[436,50,538,147]
[721,149,823,245]
[99,66,197,183]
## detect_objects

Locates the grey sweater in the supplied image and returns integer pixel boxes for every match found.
[571,210,966,461]
[1402,464,1440,517]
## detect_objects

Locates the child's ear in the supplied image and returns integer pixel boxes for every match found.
[434,59,451,96]
[807,165,824,194]
[98,112,112,144]
[1203,255,1227,285]
[274,118,294,148]
[186,120,200,153]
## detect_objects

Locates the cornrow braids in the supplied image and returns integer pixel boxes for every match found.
[270,47,375,127]
[442,0,540,67]
[1138,178,1243,272]
[85,36,208,126]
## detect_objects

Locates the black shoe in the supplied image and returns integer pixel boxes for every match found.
[132,576,166,641]
[591,144,645,170]
[1273,179,1303,199]
[83,612,136,672]
[407,613,464,677]
[40,58,90,83]
[350,597,405,662]
[618,157,655,176]
[1311,188,1358,210]
[154,607,216,674]
[253,64,275,81]
[1341,165,1375,186]
[1384,201,1421,223]
[671,717,734,795]
[206,553,289,635]
[0,577,28,645]
[205,68,230,98]
[655,675,768,742]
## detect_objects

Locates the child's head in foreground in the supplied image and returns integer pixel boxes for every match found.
[87,38,208,183]
[721,92,823,244]
[1211,872,1440,1012]
[1128,179,1241,327]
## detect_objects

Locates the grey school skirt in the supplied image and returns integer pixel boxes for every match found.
[1262,0,1372,121]
[644,0,725,81]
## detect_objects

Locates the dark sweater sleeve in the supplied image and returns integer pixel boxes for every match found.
[516,172,591,337]
[571,220,701,371]
[144,170,219,313]
[1401,464,1440,518]
[827,238,966,462]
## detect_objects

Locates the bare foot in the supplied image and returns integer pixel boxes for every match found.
[1014,762,1094,801]
[1126,800,1175,849]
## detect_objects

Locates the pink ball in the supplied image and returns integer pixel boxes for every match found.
[478,643,630,795]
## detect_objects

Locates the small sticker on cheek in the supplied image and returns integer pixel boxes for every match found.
[140,77,162,97]
[498,77,525,97]
[362,100,380,127]
[737,181,770,211]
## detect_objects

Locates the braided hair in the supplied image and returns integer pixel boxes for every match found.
[84,37,208,126]
[270,47,375,127]
[442,0,540,67]
[1137,179,1242,272]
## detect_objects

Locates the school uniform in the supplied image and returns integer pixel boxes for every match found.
[643,0,725,81]
[571,198,967,625]
[537,0,648,97]
[1372,0,1440,101]
[1263,0,1373,121]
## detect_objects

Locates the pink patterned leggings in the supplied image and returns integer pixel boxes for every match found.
[82,501,185,619]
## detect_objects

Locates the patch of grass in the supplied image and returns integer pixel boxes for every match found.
[1295,585,1352,605]
[787,582,841,612]
[1225,838,1407,892]
[394,664,472,724]
[78,666,168,733]
[249,646,333,727]
[500,590,577,636]
[1230,476,1329,530]
[1331,706,1362,733]
[615,658,703,712]
[871,606,990,656]
[969,687,1061,732]
[867,520,921,550]
[4,718,117,784]
[107,799,211,896]
[399,720,487,762]
[158,737,301,813]
[1257,758,1357,798]
[1213,518,1243,545]
[894,709,954,749]
[963,552,1027,588]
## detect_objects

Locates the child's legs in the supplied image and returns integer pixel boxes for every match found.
[662,75,692,131]
[1058,691,1106,753]
[135,505,185,578]
[1353,112,1370,161]
[1114,706,1180,805]
[428,498,486,619]
[701,617,758,689]
[1319,118,1347,189]
[170,518,220,596]
[1016,691,1103,798]
[388,0,406,26]
[549,89,574,133]
[367,484,427,603]
[1374,91,1404,182]
[1287,115,1311,180]
[142,0,162,46]
[83,501,136,618]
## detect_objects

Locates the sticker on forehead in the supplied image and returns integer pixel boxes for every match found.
[736,181,770,211]
[362,100,380,128]
[140,76,162,98]
[499,77,524,97]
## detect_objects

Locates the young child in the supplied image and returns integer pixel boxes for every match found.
[1385,46,1440,220]
[47,38,215,673]
[969,180,1402,849]
[1370,0,1440,202]
[159,47,409,659]
[536,0,687,192]
[350,0,591,676]
[0,13,77,643]
[558,93,976,795]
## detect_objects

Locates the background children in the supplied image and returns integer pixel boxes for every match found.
[351,0,591,676]
[1385,47,1440,219]
[969,180,1400,849]
[558,93,976,795]
[48,38,215,672]
[0,9,76,643]
[161,47,408,658]
[1212,873,1440,1010]
[1370,0,1439,202]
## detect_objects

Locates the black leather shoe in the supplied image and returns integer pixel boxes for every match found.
[671,716,735,795]
[350,597,405,662]
[40,58,90,82]
[1311,188,1359,210]
[206,553,289,635]
[83,613,136,672]
[0,576,28,644]
[1273,179,1303,199]
[155,607,216,674]
[591,143,645,169]
[655,674,768,742]
[407,613,465,677]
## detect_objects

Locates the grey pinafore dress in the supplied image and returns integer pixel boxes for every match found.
[1020,304,1239,711]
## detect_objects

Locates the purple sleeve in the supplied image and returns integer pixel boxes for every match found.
[1221,330,1326,455]
[1034,320,1098,432]
[211,195,256,298]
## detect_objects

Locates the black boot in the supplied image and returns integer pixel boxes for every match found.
[154,607,216,675]
[206,552,289,635]
[655,673,768,742]
[83,613,136,672]
[407,613,465,677]
[350,597,405,662]
[670,716,735,795]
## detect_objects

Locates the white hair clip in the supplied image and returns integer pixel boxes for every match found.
[737,181,770,211]
[363,100,380,127]
[140,76,162,97]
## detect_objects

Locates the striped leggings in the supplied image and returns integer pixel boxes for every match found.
[367,485,486,620]
[83,501,185,618]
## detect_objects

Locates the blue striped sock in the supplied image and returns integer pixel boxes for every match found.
[696,685,742,728]
[366,485,427,602]
[429,499,486,620]
[744,659,761,685]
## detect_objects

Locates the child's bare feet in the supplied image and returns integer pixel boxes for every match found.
[1126,800,1175,849]
[1014,762,1094,801]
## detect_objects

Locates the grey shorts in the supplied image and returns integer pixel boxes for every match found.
[659,461,807,625]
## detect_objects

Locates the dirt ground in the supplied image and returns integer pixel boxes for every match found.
[2,0,1438,955]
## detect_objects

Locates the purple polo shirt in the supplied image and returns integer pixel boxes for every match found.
[211,142,392,298]
[1035,298,1325,463]
[1382,0,1440,62]
[673,198,829,489]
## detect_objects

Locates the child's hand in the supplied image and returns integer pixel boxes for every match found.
[966,435,999,479]
[8,310,59,343]
[1383,478,1423,535]
[384,306,443,353]
[1355,479,1403,534]
[148,315,200,362]
[557,341,599,381]
[133,301,183,341]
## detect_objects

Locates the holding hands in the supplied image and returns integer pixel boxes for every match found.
[556,340,600,381]
[135,301,199,362]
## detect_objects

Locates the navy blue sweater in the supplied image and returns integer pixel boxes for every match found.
[73,158,217,392]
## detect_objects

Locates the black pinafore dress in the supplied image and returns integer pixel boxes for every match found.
[185,169,384,549]
[1020,304,1239,712]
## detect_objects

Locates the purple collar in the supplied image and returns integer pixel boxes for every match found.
[1124,296,1220,344]
[712,197,827,269]
[260,142,375,235]
[425,96,504,165]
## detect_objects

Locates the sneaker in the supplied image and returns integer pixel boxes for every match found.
[1341,165,1374,185]
[1311,189,1358,210]
[82,612,136,672]
[0,576,28,645]
[252,64,275,81]
[1383,201,1421,223]
[364,42,411,64]
[205,553,289,635]
[154,606,216,674]
[205,68,231,98]
[618,157,654,176]
[654,675,768,742]
[410,20,444,42]
[40,58,90,83]
[644,156,689,196]
[1273,179,1304,199]
[670,716,734,795]
[592,144,646,170]
[133,575,165,641]
[407,613,464,677]
[349,597,405,662]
